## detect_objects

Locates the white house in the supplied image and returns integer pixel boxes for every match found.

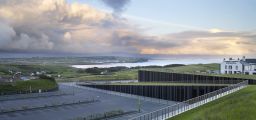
[243,59,256,75]
[221,56,256,75]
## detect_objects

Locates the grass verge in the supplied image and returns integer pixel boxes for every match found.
[111,82,230,86]
[169,85,256,120]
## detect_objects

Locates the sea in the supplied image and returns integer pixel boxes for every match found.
[72,58,221,69]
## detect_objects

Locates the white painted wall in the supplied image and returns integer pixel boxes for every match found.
[220,61,243,74]
[244,64,256,75]
[221,57,256,75]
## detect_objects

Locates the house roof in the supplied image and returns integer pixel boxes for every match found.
[0,77,10,82]
[245,59,256,64]
[223,58,256,65]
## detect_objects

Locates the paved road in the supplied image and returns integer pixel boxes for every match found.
[0,83,178,120]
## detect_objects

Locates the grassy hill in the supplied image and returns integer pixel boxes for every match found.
[144,63,220,73]
[0,79,58,94]
[169,85,256,120]
[1,63,255,82]
[71,63,220,81]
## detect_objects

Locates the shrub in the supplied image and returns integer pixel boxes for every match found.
[164,64,186,67]
[39,75,55,81]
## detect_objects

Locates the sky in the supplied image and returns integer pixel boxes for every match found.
[0,0,255,57]
[70,0,256,34]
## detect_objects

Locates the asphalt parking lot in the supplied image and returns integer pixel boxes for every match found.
[0,83,178,120]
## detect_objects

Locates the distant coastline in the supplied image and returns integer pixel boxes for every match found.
[0,56,148,65]
[72,58,221,69]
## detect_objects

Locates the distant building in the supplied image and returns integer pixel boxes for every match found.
[36,71,46,75]
[11,72,22,82]
[0,76,8,82]
[207,70,220,74]
[0,72,23,84]
[30,73,35,76]
[0,76,13,84]
[221,56,256,75]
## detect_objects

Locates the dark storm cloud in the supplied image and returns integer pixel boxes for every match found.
[101,0,130,14]
[110,31,179,49]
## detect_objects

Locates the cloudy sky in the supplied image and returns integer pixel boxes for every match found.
[0,0,255,57]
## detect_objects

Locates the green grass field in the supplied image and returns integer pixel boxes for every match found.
[0,79,58,93]
[143,63,220,73]
[169,85,256,120]
[57,69,138,82]
[66,63,221,81]
[1,63,255,82]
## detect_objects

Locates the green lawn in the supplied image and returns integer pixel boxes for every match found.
[169,85,256,120]
[217,74,256,80]
[69,64,220,81]
[0,79,58,94]
[144,63,220,74]
[58,70,138,82]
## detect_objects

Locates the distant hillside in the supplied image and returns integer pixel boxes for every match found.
[0,56,148,65]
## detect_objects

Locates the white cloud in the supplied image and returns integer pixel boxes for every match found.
[139,31,256,56]
[0,22,16,48]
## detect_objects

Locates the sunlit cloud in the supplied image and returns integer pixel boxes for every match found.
[139,32,256,56]
[0,0,255,57]
[209,28,223,33]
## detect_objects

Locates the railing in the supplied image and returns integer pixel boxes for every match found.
[129,80,248,120]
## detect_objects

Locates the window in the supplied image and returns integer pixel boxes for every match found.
[229,71,232,74]
[229,66,232,69]
[236,66,238,70]
[225,71,227,74]
[234,71,237,74]
[225,65,227,69]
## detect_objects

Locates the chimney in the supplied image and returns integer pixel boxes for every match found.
[242,56,246,61]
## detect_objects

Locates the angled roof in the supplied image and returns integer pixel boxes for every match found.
[245,59,256,64]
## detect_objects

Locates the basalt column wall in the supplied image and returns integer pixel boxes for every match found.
[83,84,226,102]
[138,70,256,84]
